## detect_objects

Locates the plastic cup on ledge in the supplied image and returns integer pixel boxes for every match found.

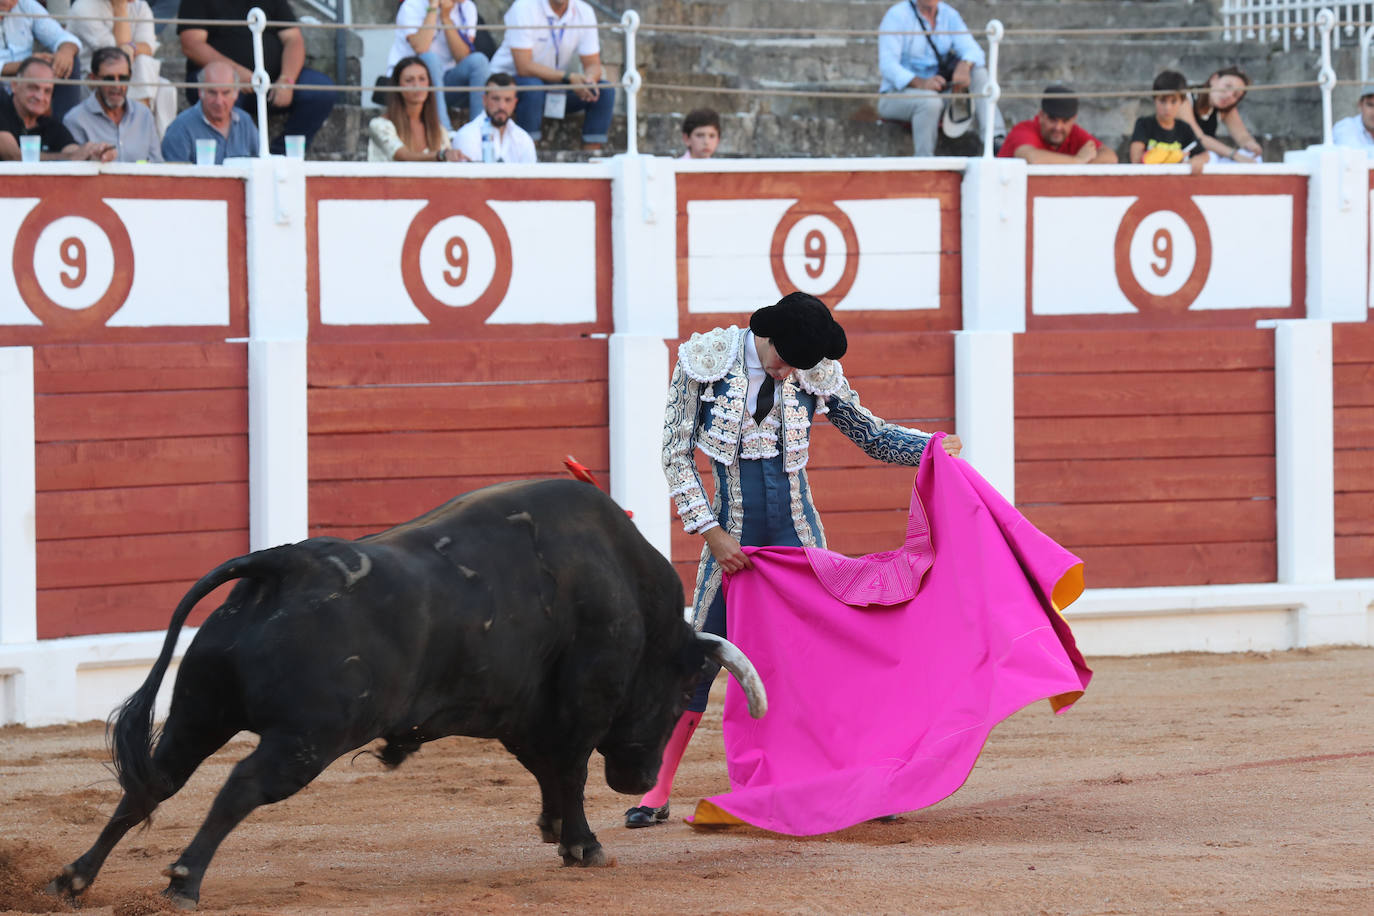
[20,135,40,163]
[195,138,218,166]
[284,134,306,159]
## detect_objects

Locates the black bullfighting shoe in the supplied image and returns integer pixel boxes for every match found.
[624,803,670,828]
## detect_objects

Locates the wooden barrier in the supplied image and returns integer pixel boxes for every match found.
[1014,328,1277,588]
[1334,322,1374,580]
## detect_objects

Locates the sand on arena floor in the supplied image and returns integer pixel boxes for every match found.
[2,646,1372,915]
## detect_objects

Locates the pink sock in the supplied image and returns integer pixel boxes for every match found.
[638,711,702,808]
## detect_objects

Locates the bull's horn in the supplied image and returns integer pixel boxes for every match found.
[696,632,768,719]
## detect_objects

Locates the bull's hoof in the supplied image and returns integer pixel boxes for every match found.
[536,815,562,844]
[161,887,200,910]
[44,864,89,898]
[558,842,612,867]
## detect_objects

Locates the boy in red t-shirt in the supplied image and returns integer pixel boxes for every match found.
[997,85,1118,164]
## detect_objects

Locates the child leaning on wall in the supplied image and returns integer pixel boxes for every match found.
[680,108,721,160]
[1130,70,1209,174]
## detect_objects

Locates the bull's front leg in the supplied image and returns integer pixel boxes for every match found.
[503,742,563,845]
[554,755,611,867]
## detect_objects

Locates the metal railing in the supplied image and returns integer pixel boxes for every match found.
[1221,0,1371,49]
[3,8,1362,160]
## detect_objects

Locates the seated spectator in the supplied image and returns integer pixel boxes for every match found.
[997,85,1117,164]
[489,0,614,151]
[387,0,489,132]
[177,0,337,155]
[1179,66,1261,162]
[68,0,177,137]
[1332,83,1374,157]
[679,107,720,159]
[451,71,535,163]
[1130,70,1207,173]
[0,56,112,160]
[161,60,258,162]
[0,0,83,122]
[63,46,162,161]
[876,0,1003,157]
[368,55,463,162]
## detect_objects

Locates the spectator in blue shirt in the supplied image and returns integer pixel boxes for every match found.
[161,61,259,163]
[0,0,84,121]
[876,0,1003,156]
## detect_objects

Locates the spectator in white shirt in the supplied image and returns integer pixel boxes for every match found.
[489,0,614,150]
[1333,84,1374,157]
[452,71,536,162]
[386,0,489,132]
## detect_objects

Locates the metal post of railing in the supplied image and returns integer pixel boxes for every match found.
[337,0,352,89]
[248,7,271,158]
[1361,22,1373,84]
[1317,7,1337,145]
[621,9,641,156]
[983,19,1002,159]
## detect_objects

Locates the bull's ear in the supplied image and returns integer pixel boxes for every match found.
[696,633,768,719]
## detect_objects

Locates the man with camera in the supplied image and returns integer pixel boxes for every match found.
[876,0,1002,156]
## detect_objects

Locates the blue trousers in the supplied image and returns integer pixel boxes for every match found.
[187,66,338,154]
[688,454,803,713]
[512,76,614,143]
[416,50,489,131]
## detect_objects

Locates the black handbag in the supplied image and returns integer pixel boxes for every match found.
[910,0,961,84]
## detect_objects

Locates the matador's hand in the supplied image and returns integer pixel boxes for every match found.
[703,526,752,574]
[941,434,962,457]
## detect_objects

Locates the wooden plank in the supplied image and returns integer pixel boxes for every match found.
[1018,499,1275,547]
[1015,456,1274,504]
[309,339,608,387]
[38,580,237,639]
[1071,542,1275,589]
[35,390,247,442]
[1335,536,1374,580]
[308,383,607,434]
[38,529,249,590]
[1016,414,1274,461]
[1333,363,1374,407]
[1015,329,1273,374]
[1335,493,1374,535]
[309,475,602,528]
[664,333,955,379]
[1015,370,1274,418]
[37,436,249,491]
[309,428,609,481]
[1334,408,1374,449]
[1332,323,1374,363]
[1335,449,1374,486]
[37,483,249,541]
[33,343,247,393]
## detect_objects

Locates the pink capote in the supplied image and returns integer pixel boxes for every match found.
[689,434,1092,836]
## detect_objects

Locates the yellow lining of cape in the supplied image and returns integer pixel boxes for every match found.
[688,799,746,828]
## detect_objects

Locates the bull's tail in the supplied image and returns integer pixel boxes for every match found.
[109,547,290,821]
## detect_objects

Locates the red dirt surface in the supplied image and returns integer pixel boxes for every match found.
[2,647,1372,914]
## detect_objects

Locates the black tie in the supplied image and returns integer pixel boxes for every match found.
[753,375,775,424]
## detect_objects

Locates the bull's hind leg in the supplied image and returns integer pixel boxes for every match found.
[49,715,239,901]
[161,730,330,908]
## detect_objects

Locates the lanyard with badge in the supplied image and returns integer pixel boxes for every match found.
[455,3,474,53]
[543,11,568,119]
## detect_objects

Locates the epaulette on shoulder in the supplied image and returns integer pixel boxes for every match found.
[678,325,743,384]
[796,358,846,398]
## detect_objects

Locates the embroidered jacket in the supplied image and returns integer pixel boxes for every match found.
[662,324,933,542]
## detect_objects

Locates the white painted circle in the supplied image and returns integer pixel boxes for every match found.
[1128,210,1197,298]
[781,214,847,295]
[32,216,117,311]
[418,216,497,307]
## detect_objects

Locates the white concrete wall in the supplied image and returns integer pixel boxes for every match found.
[1,152,1372,727]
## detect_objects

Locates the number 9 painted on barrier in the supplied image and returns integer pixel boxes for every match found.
[13,199,134,329]
[444,236,469,288]
[60,236,88,289]
[1150,228,1172,278]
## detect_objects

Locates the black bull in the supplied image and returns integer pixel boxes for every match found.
[48,479,766,908]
